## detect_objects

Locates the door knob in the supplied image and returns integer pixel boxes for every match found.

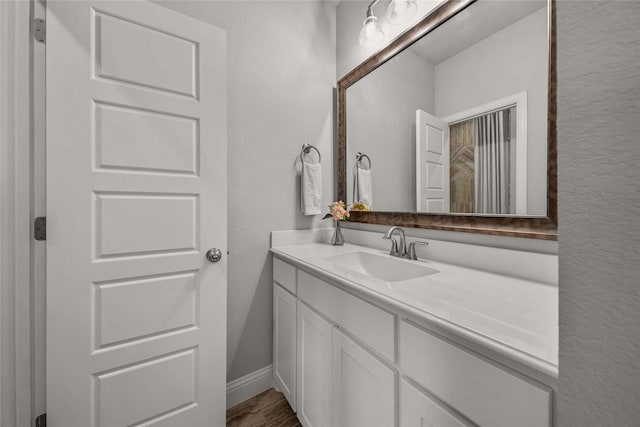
[206,248,223,263]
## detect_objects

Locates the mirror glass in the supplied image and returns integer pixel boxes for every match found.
[346,0,548,216]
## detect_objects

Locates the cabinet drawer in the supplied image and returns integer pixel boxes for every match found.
[400,379,471,427]
[273,257,297,294]
[400,321,551,427]
[298,270,395,362]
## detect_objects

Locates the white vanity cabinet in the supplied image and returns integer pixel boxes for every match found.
[273,284,297,410]
[272,255,555,427]
[400,379,472,427]
[400,321,552,427]
[273,258,398,427]
[332,328,396,427]
[273,259,298,410]
[296,301,333,427]
[297,270,395,362]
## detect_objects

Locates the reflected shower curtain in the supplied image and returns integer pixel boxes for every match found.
[474,109,511,214]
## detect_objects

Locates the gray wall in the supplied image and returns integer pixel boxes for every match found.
[434,8,548,215]
[347,49,434,211]
[336,0,370,79]
[557,1,640,425]
[154,0,336,382]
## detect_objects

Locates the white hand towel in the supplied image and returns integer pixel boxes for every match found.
[356,167,373,208]
[301,162,322,215]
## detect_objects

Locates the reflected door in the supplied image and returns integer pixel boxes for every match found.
[46,1,227,425]
[416,110,450,213]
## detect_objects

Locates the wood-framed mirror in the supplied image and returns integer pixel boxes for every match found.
[337,0,557,240]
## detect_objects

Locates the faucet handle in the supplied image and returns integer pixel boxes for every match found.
[408,241,428,260]
[382,234,399,256]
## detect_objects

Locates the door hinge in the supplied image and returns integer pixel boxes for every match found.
[34,217,46,241]
[34,18,45,43]
[35,413,46,427]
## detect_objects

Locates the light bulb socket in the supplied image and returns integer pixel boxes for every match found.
[386,0,418,25]
[363,15,377,26]
[359,15,385,48]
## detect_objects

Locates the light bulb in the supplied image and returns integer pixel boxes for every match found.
[359,16,384,48]
[386,0,417,25]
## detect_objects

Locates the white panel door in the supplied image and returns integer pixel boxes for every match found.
[46,2,227,426]
[332,328,396,427]
[416,110,450,213]
[297,302,333,427]
[273,284,297,411]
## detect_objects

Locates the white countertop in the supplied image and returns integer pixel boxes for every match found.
[271,241,558,378]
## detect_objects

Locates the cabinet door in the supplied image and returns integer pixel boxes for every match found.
[400,321,551,427]
[333,328,396,427]
[297,302,333,427]
[273,284,297,410]
[298,270,395,362]
[400,379,471,427]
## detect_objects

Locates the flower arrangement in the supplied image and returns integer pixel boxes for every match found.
[323,200,350,221]
[322,201,369,245]
[350,201,371,212]
[322,200,370,221]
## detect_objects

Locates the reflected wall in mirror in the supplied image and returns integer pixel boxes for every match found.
[338,0,557,240]
[346,1,548,216]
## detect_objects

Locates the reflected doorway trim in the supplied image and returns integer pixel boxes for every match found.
[442,91,528,215]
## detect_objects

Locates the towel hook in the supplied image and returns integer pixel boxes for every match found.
[356,152,371,170]
[301,143,321,164]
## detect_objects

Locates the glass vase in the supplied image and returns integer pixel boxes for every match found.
[331,220,345,246]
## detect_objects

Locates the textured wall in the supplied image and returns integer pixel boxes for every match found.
[557,1,640,425]
[154,1,336,382]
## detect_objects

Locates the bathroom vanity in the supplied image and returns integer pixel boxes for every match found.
[271,231,558,427]
[272,0,559,423]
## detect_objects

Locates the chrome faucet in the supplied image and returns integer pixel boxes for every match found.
[382,226,428,260]
[383,226,406,257]
[407,241,428,260]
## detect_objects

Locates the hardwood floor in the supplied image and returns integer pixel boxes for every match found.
[227,389,301,427]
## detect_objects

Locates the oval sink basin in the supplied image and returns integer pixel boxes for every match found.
[323,251,438,283]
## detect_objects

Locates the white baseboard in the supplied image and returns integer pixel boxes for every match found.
[226,365,274,409]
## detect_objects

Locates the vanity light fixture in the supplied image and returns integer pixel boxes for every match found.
[386,0,418,25]
[359,0,385,48]
[359,0,418,48]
